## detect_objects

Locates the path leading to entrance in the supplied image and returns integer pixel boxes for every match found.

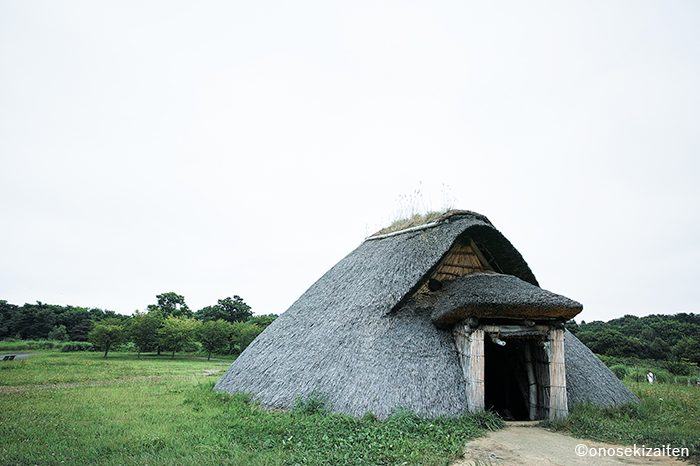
[454,423,683,465]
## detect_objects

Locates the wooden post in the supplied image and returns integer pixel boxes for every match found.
[524,343,537,420]
[454,324,484,412]
[534,344,551,419]
[548,328,568,420]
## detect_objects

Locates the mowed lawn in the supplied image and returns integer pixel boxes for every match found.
[0,352,500,465]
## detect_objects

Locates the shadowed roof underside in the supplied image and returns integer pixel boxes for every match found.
[215,211,637,418]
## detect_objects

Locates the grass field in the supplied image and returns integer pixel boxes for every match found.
[0,339,93,352]
[549,381,700,461]
[0,352,502,465]
[2,351,698,465]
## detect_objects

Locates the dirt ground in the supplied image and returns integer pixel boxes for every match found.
[454,422,685,465]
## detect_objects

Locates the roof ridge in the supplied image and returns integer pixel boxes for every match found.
[366,210,490,241]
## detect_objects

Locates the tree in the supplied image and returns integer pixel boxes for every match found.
[12,302,56,339]
[55,307,93,341]
[88,320,126,358]
[129,310,163,358]
[48,324,69,341]
[193,305,223,322]
[564,319,579,335]
[0,300,19,338]
[574,313,700,362]
[158,317,199,358]
[195,295,252,323]
[148,292,191,318]
[672,336,700,365]
[196,320,232,360]
[218,296,252,322]
[247,314,277,329]
[228,321,261,354]
[649,337,671,360]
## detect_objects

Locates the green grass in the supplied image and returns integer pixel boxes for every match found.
[0,339,88,351]
[548,381,700,461]
[0,351,231,386]
[0,352,500,465]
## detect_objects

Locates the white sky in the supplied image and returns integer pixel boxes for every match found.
[1,1,698,322]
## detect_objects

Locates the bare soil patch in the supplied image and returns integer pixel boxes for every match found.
[454,423,683,465]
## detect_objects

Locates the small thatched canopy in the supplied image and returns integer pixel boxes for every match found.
[216,210,637,419]
[431,272,583,328]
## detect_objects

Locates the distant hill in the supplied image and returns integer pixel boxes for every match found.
[567,313,700,365]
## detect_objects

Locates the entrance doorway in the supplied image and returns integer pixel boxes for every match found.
[484,337,549,420]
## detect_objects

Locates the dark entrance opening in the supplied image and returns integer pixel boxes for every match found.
[484,337,548,420]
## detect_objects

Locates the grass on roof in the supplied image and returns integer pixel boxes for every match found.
[372,210,449,237]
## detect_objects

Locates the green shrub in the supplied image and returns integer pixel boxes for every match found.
[385,408,422,430]
[360,412,378,422]
[654,369,674,384]
[228,321,260,354]
[601,355,699,382]
[113,341,137,353]
[48,325,69,341]
[292,392,329,415]
[60,342,94,352]
[182,340,202,353]
[0,340,57,351]
[663,360,699,376]
[626,366,675,384]
[610,364,628,380]
[472,410,505,431]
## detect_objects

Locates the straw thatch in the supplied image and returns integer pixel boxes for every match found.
[565,330,639,406]
[215,210,637,418]
[431,272,584,328]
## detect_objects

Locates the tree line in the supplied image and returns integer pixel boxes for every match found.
[567,312,700,365]
[0,292,277,359]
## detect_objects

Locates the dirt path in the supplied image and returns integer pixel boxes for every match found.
[454,422,684,465]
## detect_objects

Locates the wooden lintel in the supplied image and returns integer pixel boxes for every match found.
[480,324,550,337]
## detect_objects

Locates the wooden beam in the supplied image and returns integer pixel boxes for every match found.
[434,271,462,278]
[469,240,493,271]
[441,262,475,269]
[548,328,568,420]
[481,325,550,338]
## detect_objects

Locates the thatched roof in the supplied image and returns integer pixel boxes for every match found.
[431,272,583,328]
[369,210,452,237]
[565,330,639,406]
[215,210,637,418]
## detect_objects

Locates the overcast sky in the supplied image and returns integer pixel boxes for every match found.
[1,1,698,322]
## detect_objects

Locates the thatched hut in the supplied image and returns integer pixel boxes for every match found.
[215,210,637,420]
